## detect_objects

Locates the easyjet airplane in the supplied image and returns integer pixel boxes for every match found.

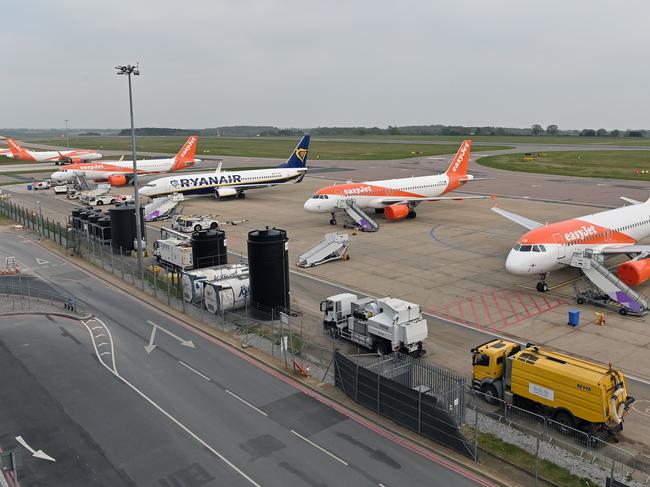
[303,140,489,224]
[5,138,102,164]
[51,135,201,186]
[493,197,650,292]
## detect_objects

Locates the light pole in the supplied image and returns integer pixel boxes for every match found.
[115,64,144,274]
[64,119,69,148]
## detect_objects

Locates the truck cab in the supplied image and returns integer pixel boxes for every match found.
[471,339,520,396]
[321,293,356,327]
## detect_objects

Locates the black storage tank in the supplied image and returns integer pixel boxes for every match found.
[247,227,289,312]
[98,217,111,242]
[191,229,227,269]
[109,205,138,254]
[71,207,83,230]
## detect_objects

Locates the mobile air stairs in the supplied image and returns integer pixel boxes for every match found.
[144,193,185,222]
[297,232,350,268]
[571,250,649,316]
[74,174,92,191]
[336,199,379,232]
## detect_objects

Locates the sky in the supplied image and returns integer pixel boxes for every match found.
[3,0,649,130]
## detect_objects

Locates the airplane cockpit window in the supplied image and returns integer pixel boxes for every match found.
[538,245,546,252]
[513,243,522,251]
[532,245,540,252]
[520,245,532,252]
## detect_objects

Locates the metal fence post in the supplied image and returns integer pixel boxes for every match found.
[418,389,422,435]
[355,362,359,403]
[535,435,540,486]
[377,373,381,414]
[610,457,615,486]
[153,266,157,299]
[474,408,479,461]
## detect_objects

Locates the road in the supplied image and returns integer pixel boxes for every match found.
[0,230,492,487]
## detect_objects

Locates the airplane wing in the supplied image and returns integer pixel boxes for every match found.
[378,194,492,206]
[491,206,543,230]
[600,245,650,255]
[620,197,643,205]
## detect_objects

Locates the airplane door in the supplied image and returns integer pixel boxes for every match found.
[552,233,566,260]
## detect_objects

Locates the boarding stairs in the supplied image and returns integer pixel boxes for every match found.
[337,199,379,232]
[570,250,649,315]
[144,194,185,222]
[297,232,350,268]
[74,174,92,191]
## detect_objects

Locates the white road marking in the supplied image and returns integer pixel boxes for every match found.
[225,389,267,417]
[15,435,56,462]
[91,326,102,331]
[178,360,211,382]
[290,430,348,466]
[35,258,50,265]
[95,333,105,338]
[100,351,111,356]
[79,319,259,487]
[147,320,195,350]
[96,342,109,347]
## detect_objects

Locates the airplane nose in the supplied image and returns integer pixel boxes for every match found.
[505,250,530,275]
[303,200,316,212]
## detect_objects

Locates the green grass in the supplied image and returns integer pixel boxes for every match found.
[27,136,508,160]
[316,134,650,146]
[478,433,599,487]
[478,150,650,180]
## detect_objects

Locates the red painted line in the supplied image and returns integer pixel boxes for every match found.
[24,234,495,487]
[489,291,507,326]
[514,293,531,316]
[479,294,495,325]
[501,291,519,319]
[456,302,466,321]
[540,294,551,308]
[528,294,543,313]
[469,299,479,324]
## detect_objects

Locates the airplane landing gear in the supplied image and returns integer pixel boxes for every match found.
[329,213,337,225]
[407,210,417,219]
[536,273,549,292]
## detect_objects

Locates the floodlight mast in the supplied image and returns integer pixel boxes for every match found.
[115,64,143,274]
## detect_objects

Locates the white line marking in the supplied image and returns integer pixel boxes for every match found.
[97,342,109,347]
[290,430,348,466]
[100,351,111,356]
[147,320,195,348]
[15,435,56,462]
[91,326,102,330]
[178,360,211,382]
[225,389,267,417]
[79,320,259,487]
[95,333,105,338]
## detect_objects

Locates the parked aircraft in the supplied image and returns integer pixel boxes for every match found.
[303,140,489,224]
[51,136,200,186]
[493,197,650,292]
[5,138,102,164]
[139,135,310,199]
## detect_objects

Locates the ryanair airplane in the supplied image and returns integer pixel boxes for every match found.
[140,135,310,199]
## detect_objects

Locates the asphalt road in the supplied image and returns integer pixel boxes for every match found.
[0,231,491,487]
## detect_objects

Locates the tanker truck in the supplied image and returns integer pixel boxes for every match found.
[472,339,635,437]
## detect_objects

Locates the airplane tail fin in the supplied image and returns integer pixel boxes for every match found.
[278,135,310,168]
[444,140,472,177]
[171,135,199,171]
[7,138,28,157]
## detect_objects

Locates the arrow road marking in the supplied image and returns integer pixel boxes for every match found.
[145,320,195,354]
[15,436,56,462]
[35,258,50,265]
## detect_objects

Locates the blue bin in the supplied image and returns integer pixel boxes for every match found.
[27,184,33,190]
[567,309,580,327]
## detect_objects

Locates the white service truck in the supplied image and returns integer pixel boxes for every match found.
[321,293,428,356]
[172,214,221,233]
[153,239,193,270]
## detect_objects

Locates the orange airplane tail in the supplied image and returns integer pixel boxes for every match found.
[444,140,472,177]
[7,138,30,158]
[171,135,199,171]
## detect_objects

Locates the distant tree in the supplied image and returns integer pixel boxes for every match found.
[388,125,400,135]
[596,128,608,137]
[531,124,543,135]
[580,129,597,137]
[610,129,621,137]
[495,127,506,136]
[627,130,643,137]
[546,124,559,135]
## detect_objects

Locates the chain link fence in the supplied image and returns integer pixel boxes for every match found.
[2,197,649,486]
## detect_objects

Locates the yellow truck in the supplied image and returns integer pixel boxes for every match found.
[471,339,634,436]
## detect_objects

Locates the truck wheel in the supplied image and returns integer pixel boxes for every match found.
[194,225,202,232]
[553,410,575,432]
[209,222,218,229]
[481,384,499,404]
[96,200,103,205]
[619,308,628,316]
[577,297,585,305]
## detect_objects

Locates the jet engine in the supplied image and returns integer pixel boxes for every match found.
[107,174,129,187]
[214,187,238,199]
[617,259,650,286]
[384,204,410,220]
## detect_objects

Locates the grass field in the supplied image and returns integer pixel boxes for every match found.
[478,150,650,180]
[315,135,650,146]
[25,136,508,160]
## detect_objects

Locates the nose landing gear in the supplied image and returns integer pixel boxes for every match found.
[536,273,549,292]
[329,212,337,225]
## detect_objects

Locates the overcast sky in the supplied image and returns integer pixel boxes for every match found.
[3,0,649,130]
